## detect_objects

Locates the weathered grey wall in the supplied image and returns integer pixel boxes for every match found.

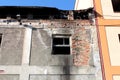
[0,20,102,80]
[0,74,19,80]
[30,20,93,66]
[30,29,52,66]
[29,20,102,80]
[30,28,73,66]
[0,27,25,65]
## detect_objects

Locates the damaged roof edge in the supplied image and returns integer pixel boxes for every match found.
[0,6,94,20]
[0,6,59,10]
[0,6,93,10]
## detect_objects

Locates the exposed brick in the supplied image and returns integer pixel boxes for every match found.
[72,25,90,66]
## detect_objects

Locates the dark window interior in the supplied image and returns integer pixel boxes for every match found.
[111,0,120,12]
[64,38,69,45]
[52,37,70,55]
[53,38,63,45]
[53,47,70,55]
[53,38,69,45]
[118,34,120,42]
[0,34,2,45]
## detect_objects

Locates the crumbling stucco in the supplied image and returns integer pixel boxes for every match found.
[0,6,102,80]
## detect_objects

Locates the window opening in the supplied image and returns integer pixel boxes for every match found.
[111,0,120,12]
[52,35,70,55]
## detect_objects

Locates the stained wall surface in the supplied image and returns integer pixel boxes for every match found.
[0,20,102,80]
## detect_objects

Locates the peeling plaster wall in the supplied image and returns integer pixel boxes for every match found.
[31,20,94,66]
[30,20,102,80]
[0,20,102,80]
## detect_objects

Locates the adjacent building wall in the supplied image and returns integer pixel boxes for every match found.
[74,0,93,10]
[94,0,120,79]
[100,0,120,19]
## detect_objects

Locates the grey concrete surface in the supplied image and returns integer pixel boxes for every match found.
[0,27,25,65]
[0,74,19,80]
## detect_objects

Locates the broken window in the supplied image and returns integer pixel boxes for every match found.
[0,34,2,46]
[111,0,120,12]
[52,35,70,55]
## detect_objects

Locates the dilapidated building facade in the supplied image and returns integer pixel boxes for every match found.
[0,6,102,80]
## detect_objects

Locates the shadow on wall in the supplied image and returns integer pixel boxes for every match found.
[63,56,70,80]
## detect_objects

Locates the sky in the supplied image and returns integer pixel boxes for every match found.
[0,0,75,10]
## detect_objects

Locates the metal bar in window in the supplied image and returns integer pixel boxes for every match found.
[53,36,70,38]
[53,45,70,47]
